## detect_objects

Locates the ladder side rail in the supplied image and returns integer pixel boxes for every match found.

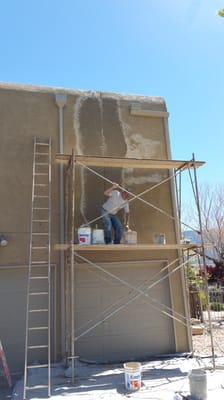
[47,137,51,397]
[23,137,38,399]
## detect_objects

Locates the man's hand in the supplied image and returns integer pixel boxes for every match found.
[124,224,129,232]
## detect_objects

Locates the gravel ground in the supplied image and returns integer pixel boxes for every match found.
[192,325,224,357]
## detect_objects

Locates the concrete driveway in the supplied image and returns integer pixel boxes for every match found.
[11,357,224,400]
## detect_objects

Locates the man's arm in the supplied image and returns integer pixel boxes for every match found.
[124,212,129,231]
[104,183,119,197]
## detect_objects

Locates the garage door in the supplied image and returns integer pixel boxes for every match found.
[74,260,175,362]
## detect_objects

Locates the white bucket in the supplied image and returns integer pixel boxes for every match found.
[124,231,137,245]
[189,369,207,400]
[92,229,105,244]
[153,233,166,245]
[78,227,91,245]
[124,362,141,391]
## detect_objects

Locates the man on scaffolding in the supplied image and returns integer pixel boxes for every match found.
[101,183,130,244]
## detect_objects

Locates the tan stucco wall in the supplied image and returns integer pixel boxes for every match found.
[0,82,190,372]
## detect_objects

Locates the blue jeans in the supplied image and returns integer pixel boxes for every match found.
[101,207,122,244]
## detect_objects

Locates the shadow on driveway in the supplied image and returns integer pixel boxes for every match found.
[0,374,21,400]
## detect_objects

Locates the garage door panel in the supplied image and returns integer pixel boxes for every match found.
[76,337,104,360]
[75,261,175,361]
[0,267,56,373]
[75,287,102,307]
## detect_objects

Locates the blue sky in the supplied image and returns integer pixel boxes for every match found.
[1,0,224,198]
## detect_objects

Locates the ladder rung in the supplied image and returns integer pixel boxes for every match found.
[33,232,48,236]
[25,385,49,390]
[32,246,48,250]
[29,326,48,331]
[30,276,48,279]
[31,261,48,264]
[36,142,50,146]
[34,172,48,176]
[35,152,49,155]
[28,345,48,349]
[33,207,49,210]
[34,183,48,187]
[29,292,48,296]
[34,195,49,198]
[29,309,48,313]
[35,162,48,165]
[33,220,48,222]
[27,364,48,368]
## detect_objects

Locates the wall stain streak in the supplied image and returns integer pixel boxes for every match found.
[73,92,107,224]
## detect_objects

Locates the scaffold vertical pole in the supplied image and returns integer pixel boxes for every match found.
[70,150,75,382]
[192,153,216,369]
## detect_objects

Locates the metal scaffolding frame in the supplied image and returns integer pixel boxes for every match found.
[55,153,216,377]
[175,154,216,368]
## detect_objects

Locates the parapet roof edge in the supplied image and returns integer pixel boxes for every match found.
[0,81,166,105]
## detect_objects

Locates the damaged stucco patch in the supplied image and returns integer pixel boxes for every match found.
[73,93,167,222]
[74,92,107,155]
[117,99,167,186]
[73,92,108,223]
[73,93,125,223]
[124,132,160,159]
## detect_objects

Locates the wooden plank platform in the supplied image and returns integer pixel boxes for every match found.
[54,154,205,170]
[192,325,204,335]
[54,243,213,251]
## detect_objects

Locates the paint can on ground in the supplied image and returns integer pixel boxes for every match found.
[153,233,166,245]
[189,369,207,400]
[123,231,137,244]
[92,229,105,244]
[77,227,91,245]
[124,362,141,391]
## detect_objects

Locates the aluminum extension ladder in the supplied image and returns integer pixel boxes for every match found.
[23,137,52,399]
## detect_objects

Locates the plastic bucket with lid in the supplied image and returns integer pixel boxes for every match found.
[92,229,105,244]
[153,233,166,245]
[189,369,207,400]
[78,227,91,245]
[123,231,137,244]
[124,362,141,391]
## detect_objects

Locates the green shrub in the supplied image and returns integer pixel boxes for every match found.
[210,301,224,311]
[200,291,208,311]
